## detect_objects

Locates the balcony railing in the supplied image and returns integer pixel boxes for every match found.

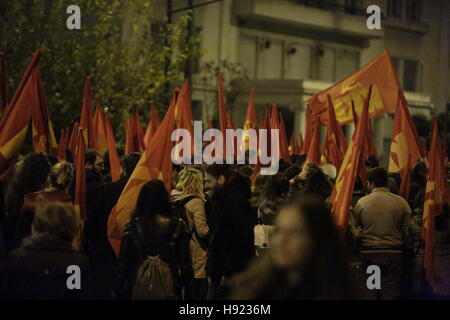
[283,0,369,17]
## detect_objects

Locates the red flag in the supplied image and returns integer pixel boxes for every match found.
[289,134,296,156]
[144,101,160,147]
[125,106,144,154]
[29,61,58,155]
[306,50,401,125]
[352,99,378,162]
[74,128,86,221]
[104,109,121,182]
[92,98,108,154]
[0,52,7,112]
[331,85,372,230]
[0,50,41,175]
[305,116,321,165]
[57,129,68,161]
[217,73,228,134]
[270,105,280,130]
[297,133,304,154]
[422,118,450,284]
[108,92,177,256]
[175,80,194,133]
[389,89,426,176]
[399,154,412,200]
[80,77,95,148]
[323,95,346,170]
[279,112,290,162]
[251,109,272,182]
[173,81,195,162]
[303,104,313,155]
[68,122,79,159]
[243,88,256,130]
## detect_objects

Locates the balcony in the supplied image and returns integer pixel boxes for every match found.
[232,0,383,41]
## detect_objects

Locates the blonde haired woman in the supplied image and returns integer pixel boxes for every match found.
[171,167,209,299]
[17,162,74,243]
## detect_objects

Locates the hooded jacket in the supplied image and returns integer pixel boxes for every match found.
[171,190,209,279]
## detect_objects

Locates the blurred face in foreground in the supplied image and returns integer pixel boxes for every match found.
[272,205,313,271]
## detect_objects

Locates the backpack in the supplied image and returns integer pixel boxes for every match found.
[172,196,209,251]
[131,218,185,300]
[132,255,174,300]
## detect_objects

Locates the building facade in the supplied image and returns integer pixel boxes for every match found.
[164,0,449,165]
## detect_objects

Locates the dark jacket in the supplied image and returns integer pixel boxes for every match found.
[114,215,192,299]
[0,233,91,299]
[207,173,256,285]
[85,177,128,263]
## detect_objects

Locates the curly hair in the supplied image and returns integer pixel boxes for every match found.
[175,167,205,201]
[47,162,74,191]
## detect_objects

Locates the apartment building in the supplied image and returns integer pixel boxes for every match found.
[161,0,450,165]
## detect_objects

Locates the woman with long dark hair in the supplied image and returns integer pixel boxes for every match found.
[4,153,51,251]
[114,180,192,299]
[231,195,355,300]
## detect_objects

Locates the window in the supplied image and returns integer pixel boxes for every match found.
[392,56,421,92]
[403,59,420,92]
[258,39,284,79]
[336,50,359,81]
[313,46,335,82]
[406,0,421,22]
[388,0,403,18]
[238,34,258,79]
[344,0,358,15]
[285,43,312,80]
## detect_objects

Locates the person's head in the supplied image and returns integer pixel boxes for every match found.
[47,162,73,191]
[263,176,289,199]
[46,155,59,167]
[85,149,103,173]
[17,152,52,192]
[204,164,232,197]
[366,167,388,192]
[292,154,307,167]
[103,148,125,175]
[32,202,81,247]
[238,196,352,299]
[286,165,301,181]
[238,166,253,179]
[365,155,379,172]
[6,152,51,213]
[134,180,172,219]
[412,160,428,182]
[176,167,205,201]
[275,196,351,285]
[121,152,141,178]
[388,177,399,195]
[296,163,332,198]
[389,172,401,189]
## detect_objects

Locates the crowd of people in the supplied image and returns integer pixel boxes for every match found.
[0,149,448,300]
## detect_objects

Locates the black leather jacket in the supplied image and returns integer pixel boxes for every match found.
[114,214,192,299]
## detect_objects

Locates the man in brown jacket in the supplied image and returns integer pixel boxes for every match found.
[351,167,413,300]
